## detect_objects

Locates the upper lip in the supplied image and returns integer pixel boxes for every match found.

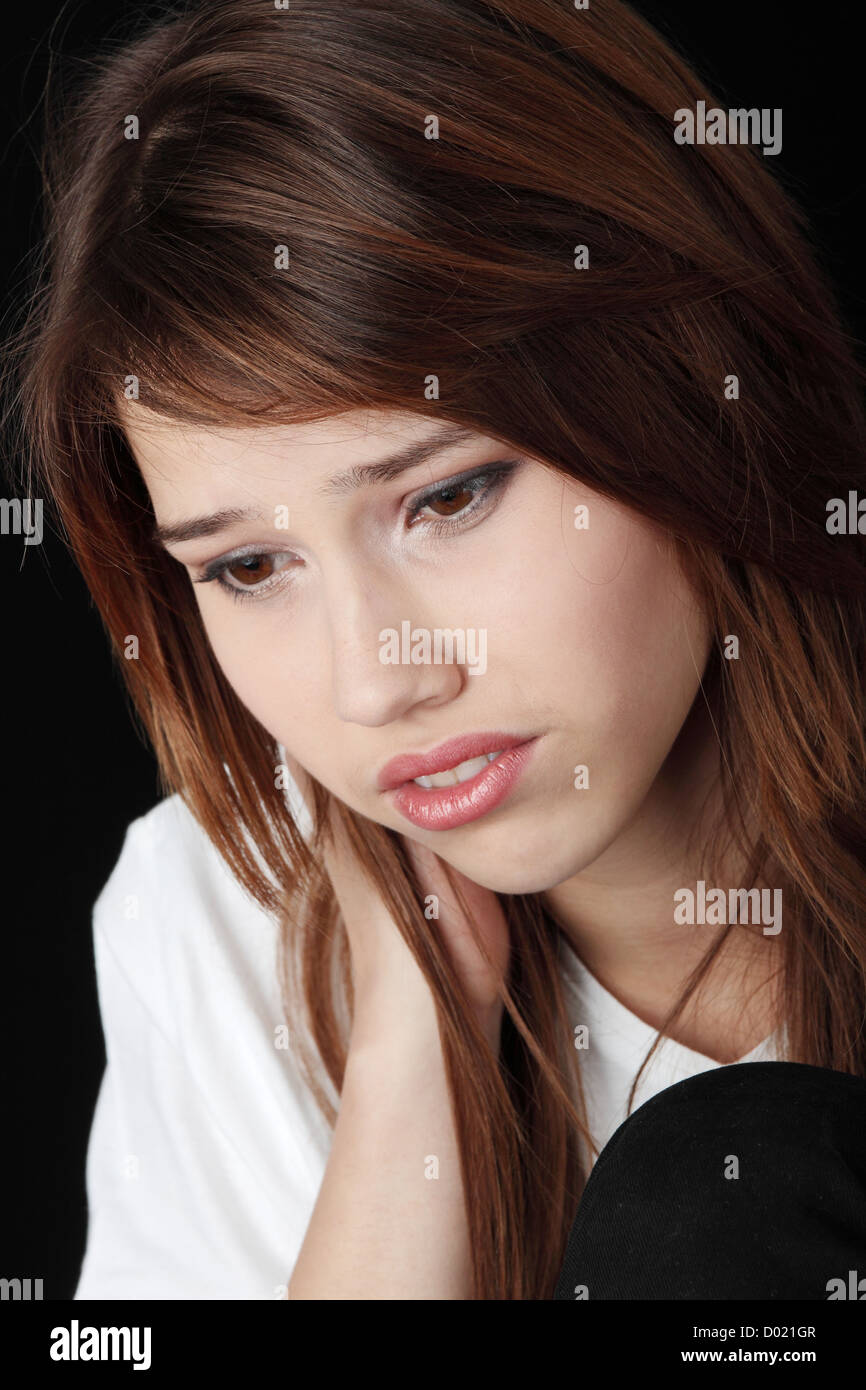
[377,732,532,791]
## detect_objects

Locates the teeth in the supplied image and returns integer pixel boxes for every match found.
[414,750,503,789]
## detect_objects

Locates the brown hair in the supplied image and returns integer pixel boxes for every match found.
[5,0,866,1298]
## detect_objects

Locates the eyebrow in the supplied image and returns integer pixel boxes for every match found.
[151,423,480,547]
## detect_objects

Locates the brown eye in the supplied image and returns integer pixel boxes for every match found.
[226,554,275,586]
[425,484,475,517]
[406,464,516,531]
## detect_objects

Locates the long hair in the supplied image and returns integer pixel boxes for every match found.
[5,0,866,1299]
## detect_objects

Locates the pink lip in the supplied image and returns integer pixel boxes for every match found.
[380,734,539,832]
[377,732,531,791]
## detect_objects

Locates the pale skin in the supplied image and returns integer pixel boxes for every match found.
[124,406,781,1298]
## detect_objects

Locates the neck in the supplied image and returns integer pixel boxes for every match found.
[542,697,783,1063]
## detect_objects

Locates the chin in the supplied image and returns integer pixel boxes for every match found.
[445,808,627,896]
[483,867,571,895]
[446,839,598,897]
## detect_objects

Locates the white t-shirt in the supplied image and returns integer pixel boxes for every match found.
[559,943,780,1169]
[74,793,780,1300]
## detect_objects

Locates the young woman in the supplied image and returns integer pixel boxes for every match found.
[7,0,865,1300]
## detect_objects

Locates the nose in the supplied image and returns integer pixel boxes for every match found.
[324,561,464,727]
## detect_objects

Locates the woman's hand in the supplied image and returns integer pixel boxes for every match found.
[282,751,510,1051]
[401,836,510,1042]
[282,748,507,1298]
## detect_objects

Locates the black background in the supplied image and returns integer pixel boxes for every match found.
[2,1,863,1299]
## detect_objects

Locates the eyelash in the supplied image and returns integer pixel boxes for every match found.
[193,460,519,604]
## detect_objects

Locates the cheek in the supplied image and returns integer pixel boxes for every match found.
[565,541,710,784]
[494,499,709,761]
[194,597,328,754]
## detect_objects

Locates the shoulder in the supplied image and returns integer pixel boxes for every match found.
[79,796,333,1298]
[97,790,260,905]
[91,793,286,1047]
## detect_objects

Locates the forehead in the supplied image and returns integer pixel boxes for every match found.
[117,405,492,522]
[119,406,440,482]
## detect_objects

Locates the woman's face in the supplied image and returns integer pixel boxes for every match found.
[126,407,712,893]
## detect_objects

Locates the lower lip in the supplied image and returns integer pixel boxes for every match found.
[386,739,538,831]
